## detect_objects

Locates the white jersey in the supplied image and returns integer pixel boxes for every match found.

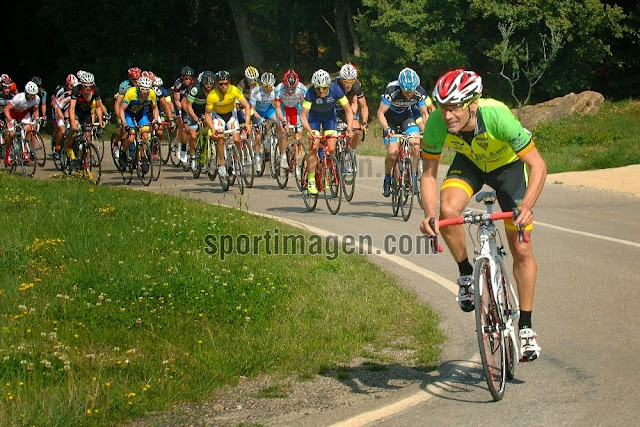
[249,86,275,114]
[274,82,306,108]
[10,93,41,112]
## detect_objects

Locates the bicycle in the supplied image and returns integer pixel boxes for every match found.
[59,123,102,184]
[436,191,528,401]
[3,122,37,177]
[217,128,246,194]
[118,123,153,186]
[389,131,421,221]
[90,114,110,162]
[29,118,47,168]
[299,134,343,215]
[157,119,177,165]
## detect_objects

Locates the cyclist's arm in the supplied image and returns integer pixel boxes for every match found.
[204,106,215,131]
[185,98,198,122]
[238,96,251,127]
[159,97,173,120]
[300,105,313,137]
[376,101,390,130]
[419,157,441,234]
[339,97,354,133]
[68,99,78,129]
[514,146,547,228]
[358,96,369,124]
[114,95,124,121]
[95,99,107,126]
[274,99,285,123]
[151,101,159,122]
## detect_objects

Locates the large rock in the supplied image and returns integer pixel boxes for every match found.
[511,91,605,129]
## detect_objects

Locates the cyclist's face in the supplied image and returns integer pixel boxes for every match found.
[263,85,273,93]
[217,80,230,93]
[182,76,193,85]
[315,86,329,98]
[341,79,355,90]
[2,85,10,94]
[439,102,476,133]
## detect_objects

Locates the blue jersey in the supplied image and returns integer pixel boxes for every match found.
[302,82,348,116]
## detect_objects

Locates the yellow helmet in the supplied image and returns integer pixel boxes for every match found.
[244,66,259,82]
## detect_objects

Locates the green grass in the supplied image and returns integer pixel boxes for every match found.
[533,99,640,173]
[0,174,444,426]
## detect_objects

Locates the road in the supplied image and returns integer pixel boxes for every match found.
[37,152,640,425]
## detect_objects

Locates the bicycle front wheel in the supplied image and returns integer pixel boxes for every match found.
[274,145,288,189]
[300,156,317,211]
[341,148,357,202]
[150,137,162,181]
[137,142,153,187]
[474,258,507,401]
[33,133,46,167]
[399,157,414,221]
[292,142,306,192]
[83,143,102,184]
[323,153,342,215]
[391,162,400,217]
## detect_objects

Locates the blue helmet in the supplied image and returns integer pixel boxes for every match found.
[398,68,420,91]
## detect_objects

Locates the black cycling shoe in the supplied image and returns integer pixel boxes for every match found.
[141,158,149,175]
[118,151,127,171]
[382,178,391,197]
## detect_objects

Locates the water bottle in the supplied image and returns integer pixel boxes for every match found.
[318,147,324,160]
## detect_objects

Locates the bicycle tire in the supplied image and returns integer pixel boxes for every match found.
[219,144,232,192]
[268,135,278,179]
[230,144,243,194]
[292,142,306,192]
[84,142,102,185]
[498,261,518,380]
[19,139,37,177]
[160,125,173,164]
[111,134,123,172]
[341,148,357,202]
[95,130,106,163]
[274,145,289,189]
[300,156,318,211]
[474,258,507,401]
[391,162,400,217]
[51,135,63,171]
[323,153,342,215]
[137,141,153,186]
[207,140,218,181]
[169,140,182,167]
[150,137,162,181]
[33,132,46,167]
[242,144,255,188]
[400,157,414,221]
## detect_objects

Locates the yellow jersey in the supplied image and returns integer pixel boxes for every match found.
[205,85,244,114]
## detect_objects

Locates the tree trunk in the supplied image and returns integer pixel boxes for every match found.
[228,0,264,67]
[334,0,351,62]
[345,0,360,57]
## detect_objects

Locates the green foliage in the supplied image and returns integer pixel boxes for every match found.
[533,99,640,172]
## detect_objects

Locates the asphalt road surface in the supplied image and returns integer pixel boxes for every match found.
[34,151,640,425]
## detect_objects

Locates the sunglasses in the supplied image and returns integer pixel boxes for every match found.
[315,85,329,91]
[263,85,273,90]
[82,84,93,89]
[218,81,230,87]
[139,88,150,93]
[342,79,356,85]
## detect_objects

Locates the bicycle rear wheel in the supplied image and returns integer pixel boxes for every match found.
[323,153,342,215]
[274,145,288,189]
[474,259,507,401]
[341,148,357,202]
[150,137,162,181]
[33,133,46,167]
[241,144,255,188]
[111,134,123,172]
[399,157,414,221]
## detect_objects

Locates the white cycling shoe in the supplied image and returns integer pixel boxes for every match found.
[519,328,541,362]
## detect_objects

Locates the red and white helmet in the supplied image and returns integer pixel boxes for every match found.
[66,74,79,87]
[340,63,358,80]
[128,67,142,80]
[432,69,483,105]
[137,76,153,90]
[282,69,299,88]
[1,74,12,87]
[142,71,156,81]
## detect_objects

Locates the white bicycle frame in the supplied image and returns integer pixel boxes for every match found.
[471,196,521,363]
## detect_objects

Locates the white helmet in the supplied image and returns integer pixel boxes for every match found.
[340,63,358,80]
[137,76,153,89]
[260,72,275,86]
[78,71,95,84]
[154,76,163,87]
[311,69,331,87]
[25,81,39,95]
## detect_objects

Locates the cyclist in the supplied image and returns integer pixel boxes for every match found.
[113,68,141,151]
[153,76,174,137]
[29,77,48,120]
[334,63,368,151]
[377,67,433,197]
[274,69,307,171]
[204,71,251,178]
[118,75,159,174]
[250,72,280,171]
[3,81,41,165]
[300,69,353,195]
[1,74,19,127]
[51,74,79,157]
[172,66,195,163]
[419,69,547,362]
[237,66,260,124]
[184,71,215,170]
[65,71,107,161]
